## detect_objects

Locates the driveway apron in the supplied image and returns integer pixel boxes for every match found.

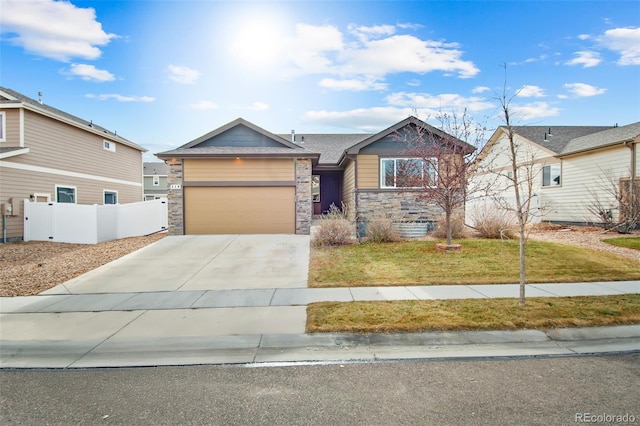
[47,234,311,294]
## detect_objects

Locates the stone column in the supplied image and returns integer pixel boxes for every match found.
[295,158,312,235]
[166,158,184,235]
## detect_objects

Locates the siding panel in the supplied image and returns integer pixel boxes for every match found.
[341,160,356,215]
[10,110,142,183]
[357,155,379,189]
[184,158,294,182]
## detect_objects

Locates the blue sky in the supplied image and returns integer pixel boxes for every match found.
[1,0,639,161]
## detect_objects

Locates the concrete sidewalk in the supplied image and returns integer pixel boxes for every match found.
[1,281,639,368]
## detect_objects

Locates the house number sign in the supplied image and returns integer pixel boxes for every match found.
[170,184,181,189]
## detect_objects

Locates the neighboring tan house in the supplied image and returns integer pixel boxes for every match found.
[156,116,473,235]
[143,162,168,200]
[0,87,146,241]
[469,122,639,226]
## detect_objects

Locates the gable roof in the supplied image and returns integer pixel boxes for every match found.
[559,121,640,156]
[508,126,613,154]
[0,86,146,152]
[345,116,475,156]
[157,117,319,159]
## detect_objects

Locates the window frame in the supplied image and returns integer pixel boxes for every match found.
[0,111,5,142]
[103,190,118,205]
[103,140,116,152]
[152,175,160,186]
[380,157,437,189]
[55,185,77,203]
[542,163,561,187]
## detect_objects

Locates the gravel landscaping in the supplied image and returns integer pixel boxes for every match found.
[0,232,166,297]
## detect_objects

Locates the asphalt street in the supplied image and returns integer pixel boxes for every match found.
[1,353,638,425]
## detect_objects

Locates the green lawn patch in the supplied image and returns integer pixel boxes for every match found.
[306,295,640,333]
[603,237,640,251]
[309,239,640,287]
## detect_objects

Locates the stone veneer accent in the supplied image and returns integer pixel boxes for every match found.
[295,158,312,235]
[166,159,184,235]
[356,189,443,224]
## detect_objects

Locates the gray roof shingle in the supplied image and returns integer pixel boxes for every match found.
[277,133,371,165]
[559,121,640,156]
[143,162,168,175]
[510,126,613,154]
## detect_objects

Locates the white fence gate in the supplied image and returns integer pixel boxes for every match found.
[24,198,168,244]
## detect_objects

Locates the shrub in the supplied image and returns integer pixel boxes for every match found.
[431,214,466,239]
[366,217,400,243]
[469,204,515,239]
[312,203,355,247]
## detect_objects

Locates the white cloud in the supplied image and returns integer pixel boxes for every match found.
[303,107,413,132]
[86,94,155,102]
[168,65,200,84]
[0,0,116,61]
[67,63,114,82]
[386,92,493,113]
[510,102,561,120]
[577,34,591,40]
[472,86,490,94]
[189,100,218,110]
[599,27,640,65]
[345,35,479,78]
[563,83,607,97]
[518,85,545,98]
[565,51,602,68]
[348,24,395,42]
[407,79,421,87]
[280,23,478,79]
[250,102,269,111]
[319,77,387,91]
[287,24,344,74]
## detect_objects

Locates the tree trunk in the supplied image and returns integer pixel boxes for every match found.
[446,209,453,246]
[518,217,526,306]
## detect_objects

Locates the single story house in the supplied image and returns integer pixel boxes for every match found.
[0,87,146,242]
[469,122,639,226]
[156,116,473,235]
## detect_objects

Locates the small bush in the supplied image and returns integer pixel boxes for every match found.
[431,214,466,239]
[312,203,355,247]
[470,204,515,239]
[366,217,400,243]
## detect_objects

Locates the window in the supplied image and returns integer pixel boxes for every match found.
[56,185,76,203]
[312,175,320,202]
[103,140,116,152]
[380,158,436,188]
[0,112,5,142]
[153,175,160,186]
[104,190,118,204]
[543,164,561,187]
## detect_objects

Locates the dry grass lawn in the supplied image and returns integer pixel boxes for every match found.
[307,294,640,333]
[309,239,640,287]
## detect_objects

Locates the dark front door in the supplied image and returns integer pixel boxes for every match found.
[314,171,342,214]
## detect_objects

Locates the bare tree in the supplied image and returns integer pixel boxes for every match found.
[393,112,486,246]
[488,74,544,306]
[586,169,640,233]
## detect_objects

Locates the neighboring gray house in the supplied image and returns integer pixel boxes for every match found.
[143,162,168,200]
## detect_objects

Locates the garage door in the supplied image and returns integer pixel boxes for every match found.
[185,187,295,234]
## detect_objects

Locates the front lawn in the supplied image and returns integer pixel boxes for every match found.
[309,239,640,287]
[603,237,640,251]
[307,295,640,333]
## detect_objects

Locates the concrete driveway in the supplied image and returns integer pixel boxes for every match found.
[44,234,311,295]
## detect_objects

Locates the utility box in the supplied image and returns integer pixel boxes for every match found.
[1,198,20,216]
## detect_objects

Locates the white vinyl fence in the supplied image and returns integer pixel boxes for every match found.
[24,198,168,244]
